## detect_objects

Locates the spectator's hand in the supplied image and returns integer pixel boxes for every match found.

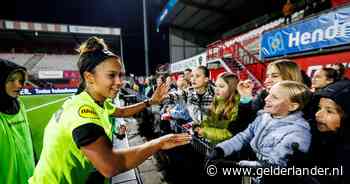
[150,83,169,105]
[156,133,192,150]
[115,124,127,140]
[237,79,254,97]
[182,122,192,129]
[161,113,172,121]
[193,125,203,138]
[119,124,127,135]
[165,106,172,113]
[193,126,200,132]
[169,108,175,114]
[197,127,204,137]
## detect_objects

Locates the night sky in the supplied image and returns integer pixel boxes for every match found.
[2,0,169,76]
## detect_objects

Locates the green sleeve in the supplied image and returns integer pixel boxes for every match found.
[104,98,117,115]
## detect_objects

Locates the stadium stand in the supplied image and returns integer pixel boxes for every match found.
[0,53,34,66]
[24,54,45,71]
[31,54,78,73]
[0,53,78,73]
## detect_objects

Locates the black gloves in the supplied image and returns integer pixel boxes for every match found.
[207,147,225,161]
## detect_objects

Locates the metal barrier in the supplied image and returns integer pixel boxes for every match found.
[191,136,214,157]
[123,94,138,105]
[173,122,214,157]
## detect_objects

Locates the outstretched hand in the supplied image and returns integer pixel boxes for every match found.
[157,133,192,150]
[237,79,254,97]
[150,83,169,105]
[193,126,204,138]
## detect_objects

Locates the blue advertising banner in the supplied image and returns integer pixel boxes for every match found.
[20,88,77,95]
[261,6,350,59]
[156,0,178,32]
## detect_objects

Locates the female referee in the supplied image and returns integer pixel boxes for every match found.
[29,37,191,184]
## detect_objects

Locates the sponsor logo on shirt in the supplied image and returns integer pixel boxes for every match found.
[78,105,99,119]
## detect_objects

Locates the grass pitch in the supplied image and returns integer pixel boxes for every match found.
[20,94,72,160]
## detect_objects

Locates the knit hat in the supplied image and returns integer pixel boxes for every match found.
[316,80,350,118]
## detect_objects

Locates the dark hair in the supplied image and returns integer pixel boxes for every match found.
[322,67,340,83]
[164,73,171,79]
[333,63,346,79]
[197,66,210,78]
[316,80,350,135]
[76,36,120,94]
[178,72,184,76]
[301,70,312,87]
[185,68,192,72]
[156,74,166,83]
[149,77,156,86]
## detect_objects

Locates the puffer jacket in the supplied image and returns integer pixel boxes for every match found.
[217,110,311,166]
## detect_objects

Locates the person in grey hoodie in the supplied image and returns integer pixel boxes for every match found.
[210,81,312,167]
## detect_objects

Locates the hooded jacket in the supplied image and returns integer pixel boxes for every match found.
[0,59,35,184]
[0,59,26,114]
[308,80,350,184]
[217,110,311,167]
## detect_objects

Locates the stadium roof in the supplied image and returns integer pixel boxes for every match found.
[157,0,282,41]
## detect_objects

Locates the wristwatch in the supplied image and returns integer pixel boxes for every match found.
[144,99,152,107]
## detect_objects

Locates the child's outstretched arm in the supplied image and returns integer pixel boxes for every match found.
[215,116,260,157]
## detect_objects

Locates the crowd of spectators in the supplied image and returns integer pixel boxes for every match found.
[123,60,349,184]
